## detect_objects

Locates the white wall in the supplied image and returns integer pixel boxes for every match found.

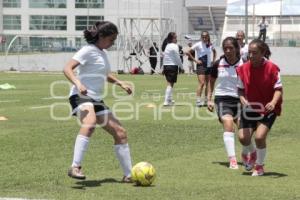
[1,47,300,75]
[186,0,227,7]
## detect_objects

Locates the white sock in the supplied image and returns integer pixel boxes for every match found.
[223,132,236,158]
[248,142,256,153]
[256,148,266,166]
[242,142,255,155]
[164,86,172,102]
[72,134,90,167]
[196,96,201,102]
[114,143,132,177]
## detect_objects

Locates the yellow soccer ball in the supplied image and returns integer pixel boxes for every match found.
[131,162,156,186]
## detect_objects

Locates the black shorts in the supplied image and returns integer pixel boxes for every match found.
[239,111,277,130]
[163,65,178,83]
[196,64,211,75]
[69,94,110,116]
[214,96,241,121]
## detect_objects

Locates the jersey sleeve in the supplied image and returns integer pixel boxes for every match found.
[172,45,183,68]
[72,47,89,65]
[274,71,282,89]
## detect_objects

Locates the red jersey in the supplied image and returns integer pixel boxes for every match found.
[236,59,283,116]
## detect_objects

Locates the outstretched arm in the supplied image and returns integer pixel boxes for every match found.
[107,73,132,95]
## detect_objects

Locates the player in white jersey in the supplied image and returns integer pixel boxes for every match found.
[186,31,216,107]
[161,32,183,106]
[207,37,255,170]
[236,30,248,62]
[64,21,133,182]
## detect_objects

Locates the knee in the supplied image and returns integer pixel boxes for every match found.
[238,133,251,145]
[255,136,265,144]
[114,126,128,144]
[80,124,96,137]
[238,134,247,144]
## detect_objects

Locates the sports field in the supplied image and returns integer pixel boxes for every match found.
[0,72,299,200]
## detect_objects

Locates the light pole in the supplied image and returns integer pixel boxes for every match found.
[245,0,248,43]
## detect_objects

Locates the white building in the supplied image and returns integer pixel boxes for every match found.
[0,0,191,51]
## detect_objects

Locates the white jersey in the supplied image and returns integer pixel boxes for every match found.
[258,20,268,30]
[240,43,248,62]
[213,57,243,98]
[191,41,214,67]
[69,44,111,101]
[163,43,183,68]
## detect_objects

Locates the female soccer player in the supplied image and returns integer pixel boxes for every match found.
[161,32,183,106]
[64,21,133,182]
[236,30,248,62]
[236,39,283,176]
[186,31,216,107]
[207,37,244,169]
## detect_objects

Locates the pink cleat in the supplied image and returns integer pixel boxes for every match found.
[229,157,239,169]
[252,164,264,176]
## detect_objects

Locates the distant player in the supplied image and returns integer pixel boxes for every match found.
[161,32,183,106]
[236,39,283,176]
[63,21,133,182]
[236,30,248,62]
[186,31,216,107]
[187,41,195,75]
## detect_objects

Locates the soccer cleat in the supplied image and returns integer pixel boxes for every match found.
[196,100,204,107]
[163,99,175,106]
[252,164,264,176]
[122,176,133,183]
[246,151,257,171]
[68,166,86,180]
[229,157,239,169]
[241,153,249,166]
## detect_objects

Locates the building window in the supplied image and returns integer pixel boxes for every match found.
[3,15,21,30]
[30,37,67,51]
[3,0,21,8]
[75,16,104,31]
[29,0,66,8]
[75,0,104,8]
[30,15,67,30]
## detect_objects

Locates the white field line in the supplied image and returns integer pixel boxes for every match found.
[41,97,66,100]
[144,89,160,92]
[0,100,20,103]
[114,97,134,102]
[0,198,49,200]
[29,105,51,109]
[174,87,189,91]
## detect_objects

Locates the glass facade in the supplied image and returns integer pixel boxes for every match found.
[29,0,67,8]
[3,0,21,8]
[75,0,104,8]
[226,0,300,16]
[75,16,104,31]
[30,15,67,30]
[30,37,67,51]
[3,15,21,30]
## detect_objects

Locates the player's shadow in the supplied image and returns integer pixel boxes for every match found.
[212,161,288,178]
[212,161,244,168]
[72,178,119,189]
[242,171,288,178]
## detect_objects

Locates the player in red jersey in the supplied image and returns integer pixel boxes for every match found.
[236,39,283,176]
